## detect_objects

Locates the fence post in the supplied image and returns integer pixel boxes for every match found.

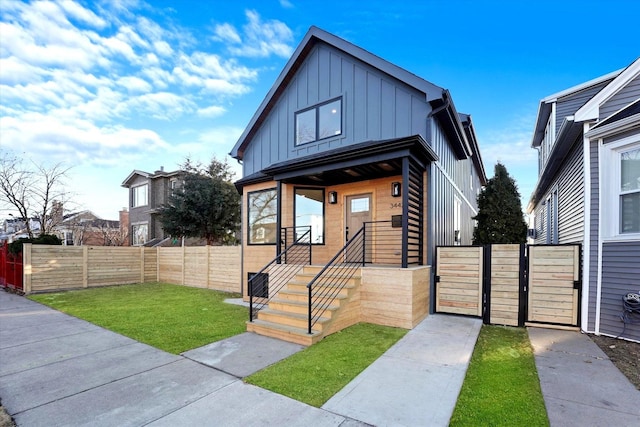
[181,244,186,286]
[140,246,145,283]
[206,245,211,289]
[82,246,88,288]
[23,243,32,294]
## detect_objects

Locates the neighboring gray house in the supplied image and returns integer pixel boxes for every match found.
[528,57,640,342]
[121,167,183,246]
[230,25,486,327]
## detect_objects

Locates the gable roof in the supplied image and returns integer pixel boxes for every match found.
[530,71,621,148]
[121,168,182,187]
[575,57,640,122]
[230,26,448,161]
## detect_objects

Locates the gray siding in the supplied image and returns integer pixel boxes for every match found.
[242,43,429,176]
[600,74,640,120]
[431,120,479,247]
[588,140,599,332]
[532,140,584,245]
[555,81,609,132]
[599,241,640,341]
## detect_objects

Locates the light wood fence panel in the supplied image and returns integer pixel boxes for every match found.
[528,245,580,326]
[86,247,144,286]
[435,246,483,316]
[24,245,240,294]
[489,244,521,326]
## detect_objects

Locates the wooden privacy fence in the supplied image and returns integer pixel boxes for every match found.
[21,244,241,294]
[435,244,581,328]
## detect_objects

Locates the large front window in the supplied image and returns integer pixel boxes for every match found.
[248,188,277,244]
[620,147,640,233]
[295,98,342,145]
[132,184,148,207]
[295,188,324,244]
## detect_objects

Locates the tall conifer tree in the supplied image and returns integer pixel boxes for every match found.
[473,162,527,244]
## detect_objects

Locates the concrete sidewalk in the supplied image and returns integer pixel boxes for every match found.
[0,290,481,426]
[528,327,640,427]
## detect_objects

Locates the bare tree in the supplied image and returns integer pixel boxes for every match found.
[0,151,72,238]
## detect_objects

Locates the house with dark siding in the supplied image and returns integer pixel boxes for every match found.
[121,167,183,246]
[230,26,486,344]
[528,58,640,342]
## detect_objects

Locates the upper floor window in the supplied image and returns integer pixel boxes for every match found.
[295,98,342,145]
[620,147,640,234]
[248,188,277,244]
[132,184,148,207]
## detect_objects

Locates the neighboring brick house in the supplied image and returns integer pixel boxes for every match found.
[121,167,183,246]
[55,209,129,246]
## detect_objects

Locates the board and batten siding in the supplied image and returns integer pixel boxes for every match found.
[430,120,479,248]
[599,241,640,341]
[600,74,640,120]
[242,43,429,176]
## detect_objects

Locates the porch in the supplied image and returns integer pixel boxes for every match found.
[245,224,430,345]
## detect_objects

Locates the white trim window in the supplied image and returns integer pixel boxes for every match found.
[132,184,148,207]
[620,146,640,233]
[601,136,640,239]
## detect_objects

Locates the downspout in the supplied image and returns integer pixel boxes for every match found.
[425,94,450,313]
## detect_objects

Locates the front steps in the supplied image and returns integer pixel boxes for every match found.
[246,265,361,346]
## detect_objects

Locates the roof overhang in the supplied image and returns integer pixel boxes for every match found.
[429,90,472,159]
[527,117,583,211]
[234,135,437,192]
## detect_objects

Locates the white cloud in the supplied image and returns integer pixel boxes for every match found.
[214,23,242,44]
[279,0,295,9]
[57,0,107,29]
[197,105,227,117]
[215,10,294,58]
[117,76,152,93]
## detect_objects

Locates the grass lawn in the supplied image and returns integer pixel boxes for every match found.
[28,282,247,354]
[450,325,549,427]
[245,322,407,407]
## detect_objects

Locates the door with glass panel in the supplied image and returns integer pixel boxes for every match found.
[345,194,372,263]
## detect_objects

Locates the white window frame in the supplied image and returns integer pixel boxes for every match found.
[600,135,640,241]
[132,184,148,208]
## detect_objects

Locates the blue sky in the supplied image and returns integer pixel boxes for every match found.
[1,0,639,219]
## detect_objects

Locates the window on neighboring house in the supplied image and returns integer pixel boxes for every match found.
[545,189,558,244]
[132,184,148,207]
[620,147,640,234]
[295,98,342,145]
[170,179,178,197]
[132,223,148,246]
[248,188,277,244]
[294,188,324,244]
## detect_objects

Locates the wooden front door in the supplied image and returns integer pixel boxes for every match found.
[345,194,372,263]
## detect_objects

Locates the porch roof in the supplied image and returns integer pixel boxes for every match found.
[257,135,437,187]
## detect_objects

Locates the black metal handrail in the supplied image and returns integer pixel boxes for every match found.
[306,226,366,333]
[249,226,311,322]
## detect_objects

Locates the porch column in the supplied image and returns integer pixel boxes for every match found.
[402,157,409,268]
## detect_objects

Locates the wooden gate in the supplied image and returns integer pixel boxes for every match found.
[527,245,580,326]
[435,244,581,328]
[0,242,24,292]
[435,246,483,316]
